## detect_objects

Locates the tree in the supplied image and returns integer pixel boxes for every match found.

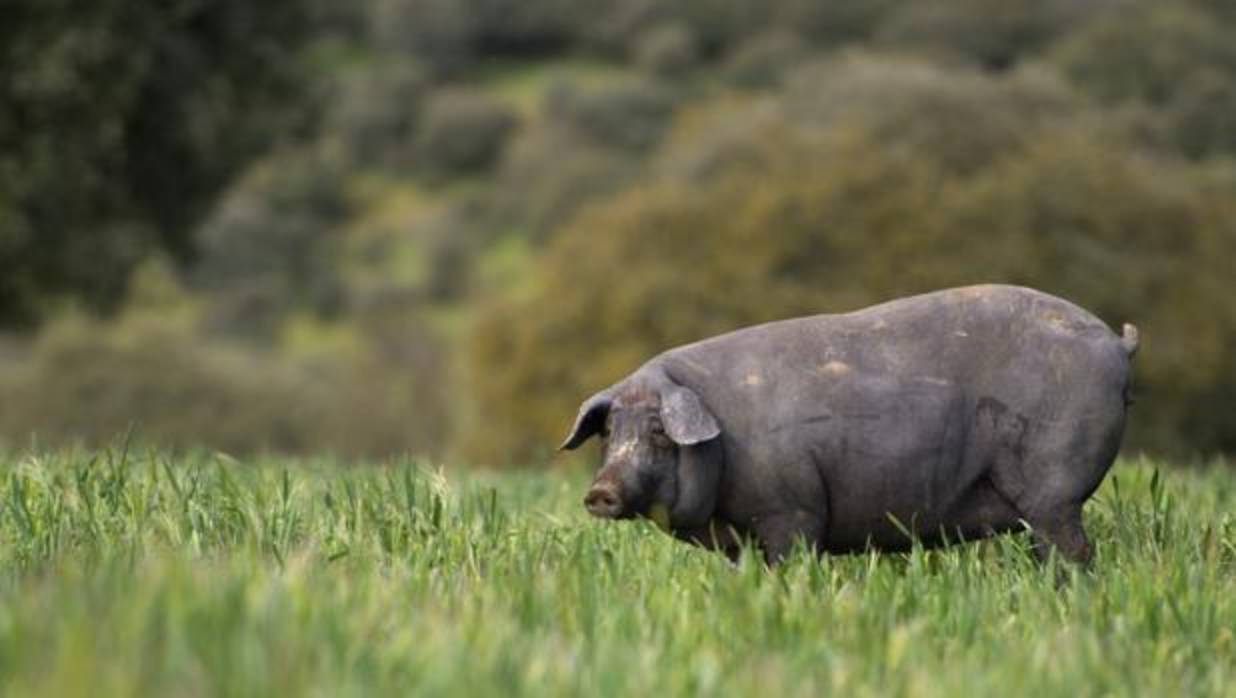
[1052,2,1236,159]
[0,0,317,326]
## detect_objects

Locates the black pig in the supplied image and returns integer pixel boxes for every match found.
[563,285,1139,564]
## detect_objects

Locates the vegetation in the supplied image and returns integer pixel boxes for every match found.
[0,0,317,324]
[0,448,1232,696]
[5,5,1232,692]
[3,0,1236,461]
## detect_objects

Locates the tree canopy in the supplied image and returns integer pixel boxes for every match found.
[0,0,316,325]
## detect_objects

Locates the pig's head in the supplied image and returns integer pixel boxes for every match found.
[560,372,722,530]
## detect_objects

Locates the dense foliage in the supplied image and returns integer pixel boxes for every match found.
[0,449,1232,695]
[2,0,1235,460]
[0,0,317,324]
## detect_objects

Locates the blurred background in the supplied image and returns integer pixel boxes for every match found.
[2,0,1234,465]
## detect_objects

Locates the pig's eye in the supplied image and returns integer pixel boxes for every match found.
[648,420,672,448]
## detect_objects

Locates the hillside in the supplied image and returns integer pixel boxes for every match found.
[3,0,1235,461]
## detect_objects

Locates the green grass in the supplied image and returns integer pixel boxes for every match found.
[1,449,1233,697]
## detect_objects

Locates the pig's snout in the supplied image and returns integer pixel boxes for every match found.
[584,482,623,518]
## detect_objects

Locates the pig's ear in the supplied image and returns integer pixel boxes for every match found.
[661,386,721,446]
[559,390,613,450]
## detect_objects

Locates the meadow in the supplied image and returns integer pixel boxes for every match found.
[0,446,1233,697]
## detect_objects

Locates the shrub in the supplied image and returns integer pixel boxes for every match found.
[1053,3,1236,106]
[1052,2,1236,158]
[190,149,350,341]
[415,90,518,176]
[545,79,678,152]
[660,0,777,56]
[368,0,594,76]
[722,31,811,89]
[0,314,327,454]
[0,306,451,459]
[328,59,428,170]
[875,0,1107,70]
[775,0,899,48]
[487,120,641,242]
[368,0,473,77]
[787,55,1081,173]
[631,22,700,78]
[1170,69,1236,159]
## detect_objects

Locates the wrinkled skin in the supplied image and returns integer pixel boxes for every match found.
[564,285,1139,565]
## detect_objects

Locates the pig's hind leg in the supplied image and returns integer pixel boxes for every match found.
[1022,499,1093,565]
[998,413,1124,565]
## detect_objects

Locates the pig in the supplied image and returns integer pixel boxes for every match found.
[562,285,1139,564]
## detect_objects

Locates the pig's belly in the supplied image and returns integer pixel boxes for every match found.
[822,462,1024,553]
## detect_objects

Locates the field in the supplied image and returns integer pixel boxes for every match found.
[0,448,1233,697]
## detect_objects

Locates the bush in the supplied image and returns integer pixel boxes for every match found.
[775,0,899,48]
[369,0,595,76]
[328,59,428,170]
[1053,2,1236,158]
[783,55,1081,174]
[545,78,679,152]
[190,149,350,341]
[487,120,641,242]
[659,0,777,56]
[722,31,811,88]
[403,203,485,303]
[1053,3,1236,106]
[875,0,1107,70]
[1170,69,1236,159]
[415,90,518,176]
[0,306,451,459]
[631,22,700,78]
[0,314,327,454]
[368,0,472,77]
